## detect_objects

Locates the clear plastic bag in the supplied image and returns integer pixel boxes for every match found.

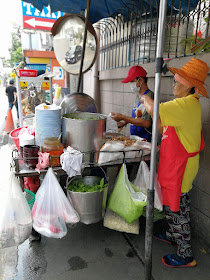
[0,173,32,249]
[32,168,80,238]
[132,161,163,211]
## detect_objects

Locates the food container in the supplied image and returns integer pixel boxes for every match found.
[17,69,38,77]
[66,176,108,224]
[42,137,64,166]
[62,112,107,161]
[23,145,39,169]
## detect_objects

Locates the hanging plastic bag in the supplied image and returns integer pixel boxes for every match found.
[106,113,119,133]
[104,208,139,235]
[132,161,163,211]
[0,172,32,249]
[107,164,147,224]
[32,168,80,238]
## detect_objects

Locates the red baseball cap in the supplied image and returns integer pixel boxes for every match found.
[122,66,147,83]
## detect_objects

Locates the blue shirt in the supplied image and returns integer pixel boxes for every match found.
[130,89,152,142]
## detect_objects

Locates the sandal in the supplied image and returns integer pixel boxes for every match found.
[153,233,177,245]
[161,254,197,268]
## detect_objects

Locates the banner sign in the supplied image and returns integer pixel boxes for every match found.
[22,2,63,31]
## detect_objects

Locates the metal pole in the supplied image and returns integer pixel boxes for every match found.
[49,77,53,104]
[15,76,23,127]
[144,0,167,280]
[77,0,91,92]
[92,26,101,112]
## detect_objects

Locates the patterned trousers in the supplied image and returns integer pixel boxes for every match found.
[165,192,193,258]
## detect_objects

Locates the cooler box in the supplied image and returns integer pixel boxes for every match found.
[17,69,38,77]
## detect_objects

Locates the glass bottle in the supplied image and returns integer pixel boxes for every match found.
[42,137,64,167]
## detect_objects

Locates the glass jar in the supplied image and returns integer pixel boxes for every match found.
[42,137,64,167]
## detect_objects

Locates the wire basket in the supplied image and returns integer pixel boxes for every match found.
[24,189,35,210]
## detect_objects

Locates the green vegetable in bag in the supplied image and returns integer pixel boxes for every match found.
[108,164,147,224]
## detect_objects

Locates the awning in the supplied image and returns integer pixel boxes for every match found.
[22,0,200,23]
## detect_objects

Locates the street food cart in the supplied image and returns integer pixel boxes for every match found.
[18,0,204,279]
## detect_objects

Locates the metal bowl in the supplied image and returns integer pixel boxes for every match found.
[60,92,98,115]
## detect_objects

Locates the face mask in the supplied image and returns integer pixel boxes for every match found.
[130,79,142,93]
[130,82,139,93]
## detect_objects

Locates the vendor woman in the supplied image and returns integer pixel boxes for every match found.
[141,58,209,268]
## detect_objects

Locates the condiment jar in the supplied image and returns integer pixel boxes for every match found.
[41,137,64,167]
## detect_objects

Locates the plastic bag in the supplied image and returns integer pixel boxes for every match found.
[32,168,80,238]
[106,113,119,133]
[104,208,139,234]
[132,161,163,211]
[0,172,32,249]
[108,164,147,223]
[98,141,124,164]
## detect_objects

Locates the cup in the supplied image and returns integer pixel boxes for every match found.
[23,145,39,169]
[135,109,142,118]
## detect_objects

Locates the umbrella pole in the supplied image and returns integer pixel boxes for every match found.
[144,0,167,279]
[77,0,91,92]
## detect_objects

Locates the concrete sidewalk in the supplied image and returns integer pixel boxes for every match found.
[1,219,209,280]
[125,218,210,280]
[0,139,209,280]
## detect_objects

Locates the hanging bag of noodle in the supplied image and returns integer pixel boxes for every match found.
[35,104,61,147]
[107,163,147,223]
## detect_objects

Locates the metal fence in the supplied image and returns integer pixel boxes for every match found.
[95,0,209,71]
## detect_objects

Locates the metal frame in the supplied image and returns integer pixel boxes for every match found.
[16,76,53,127]
[97,0,209,70]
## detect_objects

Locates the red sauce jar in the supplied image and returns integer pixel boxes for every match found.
[42,137,64,167]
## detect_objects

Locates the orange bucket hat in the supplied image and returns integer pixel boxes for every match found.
[168,58,209,98]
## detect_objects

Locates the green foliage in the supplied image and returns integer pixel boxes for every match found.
[68,178,108,192]
[1,57,10,67]
[8,25,23,67]
[181,36,210,56]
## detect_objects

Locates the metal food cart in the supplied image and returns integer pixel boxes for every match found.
[19,0,203,279]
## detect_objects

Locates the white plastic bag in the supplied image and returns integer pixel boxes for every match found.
[98,141,124,164]
[32,168,80,238]
[0,173,32,249]
[132,161,163,211]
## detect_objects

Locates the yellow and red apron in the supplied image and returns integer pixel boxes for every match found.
[158,126,204,212]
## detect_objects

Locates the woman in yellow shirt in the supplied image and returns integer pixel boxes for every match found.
[141,58,209,268]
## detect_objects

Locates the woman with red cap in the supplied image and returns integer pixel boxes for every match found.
[141,58,209,268]
[111,65,154,142]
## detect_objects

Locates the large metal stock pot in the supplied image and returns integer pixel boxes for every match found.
[60,92,98,115]
[62,112,107,154]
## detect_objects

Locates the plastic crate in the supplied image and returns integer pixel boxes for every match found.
[24,189,35,210]
[17,69,38,77]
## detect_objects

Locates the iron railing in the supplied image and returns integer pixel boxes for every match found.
[96,0,209,71]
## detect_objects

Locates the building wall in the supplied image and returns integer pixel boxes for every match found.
[84,53,210,248]
[23,50,65,87]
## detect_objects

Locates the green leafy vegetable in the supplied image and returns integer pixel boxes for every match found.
[68,178,108,193]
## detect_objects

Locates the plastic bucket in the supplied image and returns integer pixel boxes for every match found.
[66,176,108,224]
[9,127,24,151]
[9,126,35,152]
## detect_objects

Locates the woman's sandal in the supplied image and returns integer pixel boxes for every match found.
[161,254,197,268]
[153,233,177,245]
